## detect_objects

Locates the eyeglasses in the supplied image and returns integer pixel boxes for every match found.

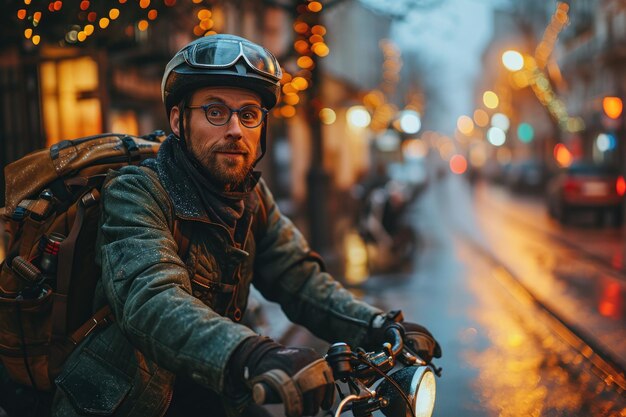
[166,38,282,82]
[187,102,268,128]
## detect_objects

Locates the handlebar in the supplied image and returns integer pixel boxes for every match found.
[252,327,407,405]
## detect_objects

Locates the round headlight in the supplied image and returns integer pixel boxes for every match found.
[378,366,436,417]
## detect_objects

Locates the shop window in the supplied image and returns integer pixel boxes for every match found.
[40,56,101,146]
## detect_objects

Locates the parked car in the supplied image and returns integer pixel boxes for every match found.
[546,162,626,226]
[505,159,548,194]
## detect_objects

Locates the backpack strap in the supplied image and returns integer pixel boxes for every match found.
[49,188,104,379]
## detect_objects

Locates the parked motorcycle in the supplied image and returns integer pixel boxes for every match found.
[354,180,421,273]
[253,326,440,417]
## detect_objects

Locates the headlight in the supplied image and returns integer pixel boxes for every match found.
[378,365,437,417]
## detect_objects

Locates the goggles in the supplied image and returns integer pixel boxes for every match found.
[166,38,282,82]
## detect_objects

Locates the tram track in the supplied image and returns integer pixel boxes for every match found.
[459,231,626,395]
[480,193,626,281]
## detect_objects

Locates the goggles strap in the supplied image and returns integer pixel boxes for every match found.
[252,120,267,168]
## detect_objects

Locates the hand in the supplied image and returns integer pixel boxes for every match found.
[401,321,442,363]
[229,337,334,416]
[366,311,442,363]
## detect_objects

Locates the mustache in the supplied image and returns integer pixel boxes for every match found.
[212,143,248,153]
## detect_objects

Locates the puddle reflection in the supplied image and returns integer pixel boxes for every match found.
[466,268,626,416]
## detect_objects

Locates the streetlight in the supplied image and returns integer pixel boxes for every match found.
[501,50,524,71]
[346,105,371,129]
[398,110,421,134]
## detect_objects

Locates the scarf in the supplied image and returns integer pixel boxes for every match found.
[171,138,259,239]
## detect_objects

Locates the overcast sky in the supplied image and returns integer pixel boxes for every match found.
[389,0,504,134]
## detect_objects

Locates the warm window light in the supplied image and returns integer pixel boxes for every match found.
[603,96,623,120]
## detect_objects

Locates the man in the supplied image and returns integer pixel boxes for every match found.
[51,34,441,417]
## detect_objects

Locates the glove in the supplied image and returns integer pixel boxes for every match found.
[366,311,442,363]
[228,336,335,416]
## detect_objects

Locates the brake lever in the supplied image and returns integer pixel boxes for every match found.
[400,348,442,377]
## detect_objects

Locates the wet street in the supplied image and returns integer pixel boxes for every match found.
[266,165,626,417]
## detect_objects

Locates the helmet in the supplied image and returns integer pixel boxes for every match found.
[162,34,282,116]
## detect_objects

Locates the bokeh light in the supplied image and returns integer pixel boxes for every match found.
[347,106,371,128]
[450,154,468,174]
[502,50,524,71]
[473,109,489,127]
[457,115,474,135]
[399,110,421,134]
[483,91,499,109]
[517,123,534,142]
[487,127,506,146]
[319,108,336,125]
[491,113,510,131]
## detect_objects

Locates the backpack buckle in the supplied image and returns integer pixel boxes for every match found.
[80,189,100,208]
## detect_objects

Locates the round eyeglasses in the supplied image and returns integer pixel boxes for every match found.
[187,102,268,128]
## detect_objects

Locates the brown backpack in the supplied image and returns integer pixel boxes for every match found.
[0,131,167,391]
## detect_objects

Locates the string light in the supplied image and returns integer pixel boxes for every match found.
[273,1,331,118]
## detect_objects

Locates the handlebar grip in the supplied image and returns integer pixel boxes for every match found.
[384,325,404,357]
[252,381,282,405]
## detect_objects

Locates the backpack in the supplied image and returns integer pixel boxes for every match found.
[0,131,167,391]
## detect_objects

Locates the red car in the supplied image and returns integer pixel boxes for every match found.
[547,162,626,226]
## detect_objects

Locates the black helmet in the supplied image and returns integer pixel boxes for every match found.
[162,34,282,116]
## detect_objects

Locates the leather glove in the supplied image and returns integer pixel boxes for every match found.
[366,311,442,363]
[229,336,335,416]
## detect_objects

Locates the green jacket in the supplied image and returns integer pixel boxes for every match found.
[52,137,382,416]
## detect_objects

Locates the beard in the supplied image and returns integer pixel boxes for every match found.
[188,139,256,189]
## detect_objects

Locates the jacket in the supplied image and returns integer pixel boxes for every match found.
[51,137,382,416]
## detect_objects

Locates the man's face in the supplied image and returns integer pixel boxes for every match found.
[171,86,263,189]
